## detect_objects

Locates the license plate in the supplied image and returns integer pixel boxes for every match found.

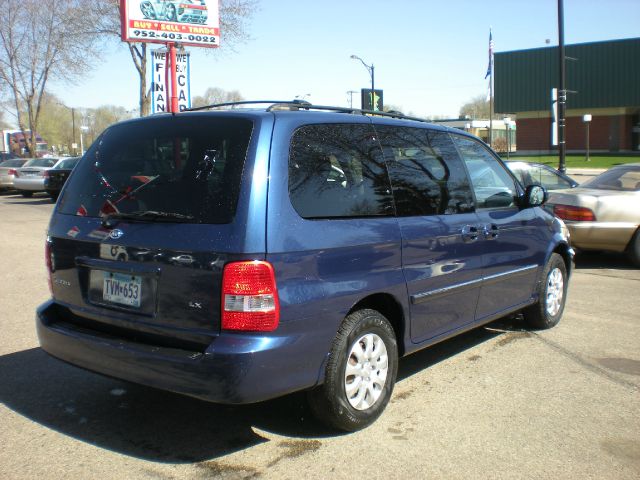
[102,272,142,308]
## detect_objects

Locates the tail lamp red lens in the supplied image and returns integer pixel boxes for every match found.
[8,169,17,176]
[553,204,596,222]
[222,261,279,332]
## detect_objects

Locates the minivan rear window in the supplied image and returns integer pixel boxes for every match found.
[57,116,253,224]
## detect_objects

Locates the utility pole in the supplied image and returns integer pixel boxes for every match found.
[557,0,567,173]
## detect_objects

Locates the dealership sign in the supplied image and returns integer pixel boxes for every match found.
[152,49,191,113]
[120,0,220,48]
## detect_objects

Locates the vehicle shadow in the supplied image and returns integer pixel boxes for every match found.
[0,323,508,463]
[574,250,635,270]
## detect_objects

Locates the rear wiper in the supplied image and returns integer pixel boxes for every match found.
[102,210,195,227]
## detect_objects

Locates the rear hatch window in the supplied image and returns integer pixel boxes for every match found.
[57,116,253,224]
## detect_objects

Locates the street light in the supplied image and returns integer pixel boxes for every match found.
[79,125,89,156]
[350,54,375,110]
[503,117,512,159]
[583,114,592,162]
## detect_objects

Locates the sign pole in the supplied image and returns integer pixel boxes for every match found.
[168,43,179,113]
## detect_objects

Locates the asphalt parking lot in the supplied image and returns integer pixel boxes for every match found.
[1,191,638,480]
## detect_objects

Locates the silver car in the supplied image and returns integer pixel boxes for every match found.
[0,158,28,191]
[546,163,640,266]
[13,157,61,197]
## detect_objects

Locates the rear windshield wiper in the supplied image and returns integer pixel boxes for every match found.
[102,210,195,227]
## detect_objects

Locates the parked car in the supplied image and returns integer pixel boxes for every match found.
[506,161,579,190]
[0,158,28,191]
[546,163,640,266]
[44,156,81,202]
[37,101,573,432]
[13,157,60,197]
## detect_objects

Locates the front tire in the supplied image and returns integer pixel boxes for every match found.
[307,309,398,432]
[522,253,568,329]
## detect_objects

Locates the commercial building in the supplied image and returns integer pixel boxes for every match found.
[495,37,640,154]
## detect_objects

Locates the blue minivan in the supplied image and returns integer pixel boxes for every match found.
[37,101,573,431]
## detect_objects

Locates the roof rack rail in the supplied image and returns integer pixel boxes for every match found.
[185,100,308,112]
[183,99,431,124]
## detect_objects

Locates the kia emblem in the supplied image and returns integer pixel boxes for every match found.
[109,229,124,239]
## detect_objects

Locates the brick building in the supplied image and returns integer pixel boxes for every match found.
[495,37,640,154]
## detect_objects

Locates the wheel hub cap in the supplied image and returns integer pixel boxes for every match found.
[545,267,564,317]
[344,333,389,410]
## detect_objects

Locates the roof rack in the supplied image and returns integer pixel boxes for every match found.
[183,99,431,124]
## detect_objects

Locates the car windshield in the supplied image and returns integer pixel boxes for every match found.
[57,116,254,224]
[581,166,640,192]
[54,157,80,169]
[23,158,56,168]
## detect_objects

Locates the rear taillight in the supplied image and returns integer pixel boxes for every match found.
[8,168,17,176]
[553,204,596,221]
[43,170,50,178]
[45,237,54,295]
[222,261,279,332]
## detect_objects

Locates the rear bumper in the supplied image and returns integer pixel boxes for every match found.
[14,178,45,191]
[566,222,637,252]
[36,300,322,404]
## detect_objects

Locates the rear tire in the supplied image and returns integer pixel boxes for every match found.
[307,309,398,432]
[21,191,33,198]
[626,229,640,268]
[522,253,568,329]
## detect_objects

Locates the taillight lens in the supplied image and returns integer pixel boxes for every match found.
[45,237,54,295]
[8,168,17,176]
[13,169,20,177]
[553,204,596,221]
[222,261,279,332]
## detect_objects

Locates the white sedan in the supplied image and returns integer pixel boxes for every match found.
[13,158,61,197]
[546,163,640,266]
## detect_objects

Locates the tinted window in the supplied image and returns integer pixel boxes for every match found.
[376,126,474,216]
[452,135,517,209]
[24,158,56,168]
[0,159,25,168]
[289,123,394,218]
[54,157,80,170]
[58,117,253,224]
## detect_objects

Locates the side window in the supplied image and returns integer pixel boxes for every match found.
[375,126,474,216]
[452,135,517,209]
[532,165,573,189]
[288,123,394,218]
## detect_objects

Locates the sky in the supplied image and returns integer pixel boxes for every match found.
[50,0,640,119]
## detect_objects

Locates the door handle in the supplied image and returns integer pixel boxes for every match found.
[483,224,499,240]
[461,225,479,243]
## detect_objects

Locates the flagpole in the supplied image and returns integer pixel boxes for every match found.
[489,69,493,148]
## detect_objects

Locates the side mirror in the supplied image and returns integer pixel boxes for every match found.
[525,184,547,207]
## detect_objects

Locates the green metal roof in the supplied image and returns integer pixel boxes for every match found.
[494,37,640,113]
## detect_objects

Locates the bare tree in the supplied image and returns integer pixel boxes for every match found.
[459,94,491,120]
[0,0,97,155]
[192,87,244,107]
[95,0,258,117]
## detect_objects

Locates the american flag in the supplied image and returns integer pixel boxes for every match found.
[484,29,494,79]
